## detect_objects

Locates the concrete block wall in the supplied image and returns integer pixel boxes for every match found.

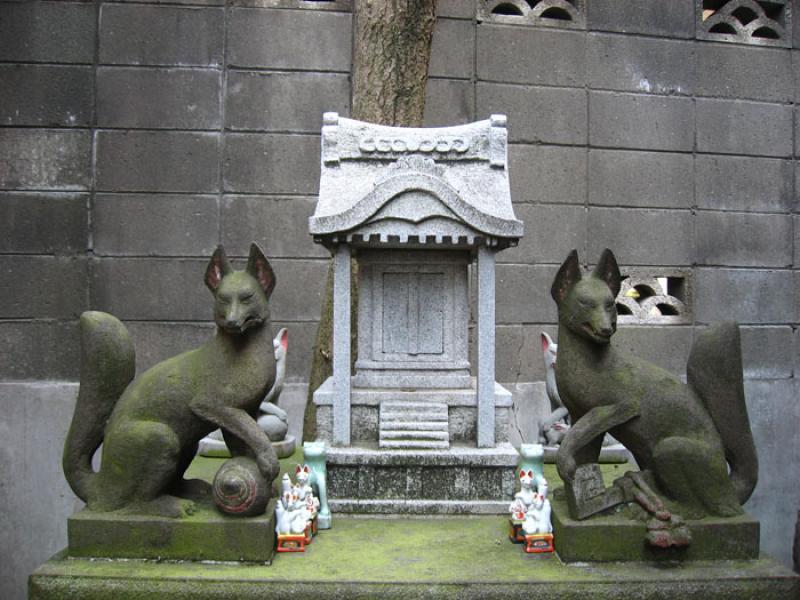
[1,0,800,596]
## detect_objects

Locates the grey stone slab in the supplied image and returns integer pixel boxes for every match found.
[268,259,328,322]
[587,34,693,95]
[696,155,794,213]
[0,256,86,318]
[588,149,693,209]
[477,83,587,145]
[613,325,693,377]
[97,67,221,129]
[430,18,474,79]
[223,133,319,194]
[499,204,586,264]
[0,382,83,600]
[93,194,219,257]
[696,211,793,267]
[0,321,80,380]
[508,144,586,205]
[0,65,93,127]
[99,4,224,67]
[0,129,91,191]
[437,0,475,18]
[495,325,558,383]
[230,0,350,8]
[587,0,694,38]
[589,92,694,151]
[114,0,223,4]
[91,258,210,321]
[0,192,86,255]
[743,379,800,568]
[696,99,793,158]
[0,1,96,63]
[697,43,792,103]
[587,207,694,266]
[695,268,795,324]
[225,71,349,132]
[124,321,215,374]
[424,78,475,127]
[95,131,220,193]
[496,264,560,324]
[734,325,795,379]
[477,25,585,87]
[795,215,799,267]
[228,8,351,71]
[221,195,327,258]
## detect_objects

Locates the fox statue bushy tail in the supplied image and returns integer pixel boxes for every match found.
[63,312,135,502]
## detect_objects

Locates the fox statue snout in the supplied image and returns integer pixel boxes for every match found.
[63,243,280,518]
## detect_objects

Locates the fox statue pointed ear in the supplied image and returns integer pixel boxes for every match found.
[551,249,582,305]
[246,243,276,299]
[541,332,553,354]
[592,248,622,299]
[205,245,233,292]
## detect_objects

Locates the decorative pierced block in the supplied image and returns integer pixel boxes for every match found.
[525,533,554,553]
[478,0,585,29]
[231,0,351,11]
[697,0,791,47]
[616,269,692,325]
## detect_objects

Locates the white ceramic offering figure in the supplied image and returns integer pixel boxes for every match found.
[522,479,553,535]
[294,464,320,521]
[275,473,308,536]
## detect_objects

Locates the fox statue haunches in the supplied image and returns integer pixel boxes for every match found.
[62,244,280,517]
[551,249,758,520]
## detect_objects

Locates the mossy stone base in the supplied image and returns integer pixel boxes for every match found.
[552,493,759,562]
[67,498,276,563]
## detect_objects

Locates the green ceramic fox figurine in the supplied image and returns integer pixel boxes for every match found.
[62,243,280,517]
[551,249,758,521]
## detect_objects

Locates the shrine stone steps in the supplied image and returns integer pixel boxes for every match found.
[379,401,450,449]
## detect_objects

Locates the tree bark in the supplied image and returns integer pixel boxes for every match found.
[303,0,438,442]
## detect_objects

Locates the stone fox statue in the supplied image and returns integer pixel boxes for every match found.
[551,249,758,519]
[63,243,280,517]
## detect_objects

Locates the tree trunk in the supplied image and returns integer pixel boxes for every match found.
[303,0,438,442]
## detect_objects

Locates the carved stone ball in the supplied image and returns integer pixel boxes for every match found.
[212,456,269,517]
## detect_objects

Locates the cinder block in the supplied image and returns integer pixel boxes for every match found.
[221,195,327,259]
[587,207,694,266]
[0,1,96,63]
[697,43,792,103]
[477,83,587,145]
[589,91,693,151]
[795,215,799,267]
[696,211,793,268]
[695,268,794,324]
[125,321,216,374]
[0,256,87,319]
[696,155,793,213]
[508,144,586,205]
[228,9,351,71]
[477,25,584,87]
[226,71,349,132]
[496,264,560,324]
[587,0,694,38]
[424,78,474,127]
[613,325,693,377]
[499,204,585,265]
[589,149,693,209]
[438,0,474,18]
[735,326,795,379]
[91,258,210,320]
[271,320,318,382]
[0,322,80,379]
[97,67,221,129]
[0,129,91,191]
[95,131,220,193]
[495,324,557,382]
[230,0,349,8]
[99,5,224,67]
[0,192,86,255]
[0,65,93,127]
[267,259,328,322]
[93,194,219,257]
[114,0,223,4]
[696,98,793,157]
[223,133,319,194]
[587,34,693,95]
[430,19,474,79]
[742,379,800,567]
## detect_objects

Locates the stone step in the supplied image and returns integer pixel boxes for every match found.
[381,412,448,422]
[380,420,450,432]
[381,401,448,414]
[380,430,449,441]
[379,439,451,450]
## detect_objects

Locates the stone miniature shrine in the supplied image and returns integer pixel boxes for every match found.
[310,113,524,513]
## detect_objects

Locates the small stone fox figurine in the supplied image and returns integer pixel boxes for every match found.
[551,249,758,520]
[62,244,280,517]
